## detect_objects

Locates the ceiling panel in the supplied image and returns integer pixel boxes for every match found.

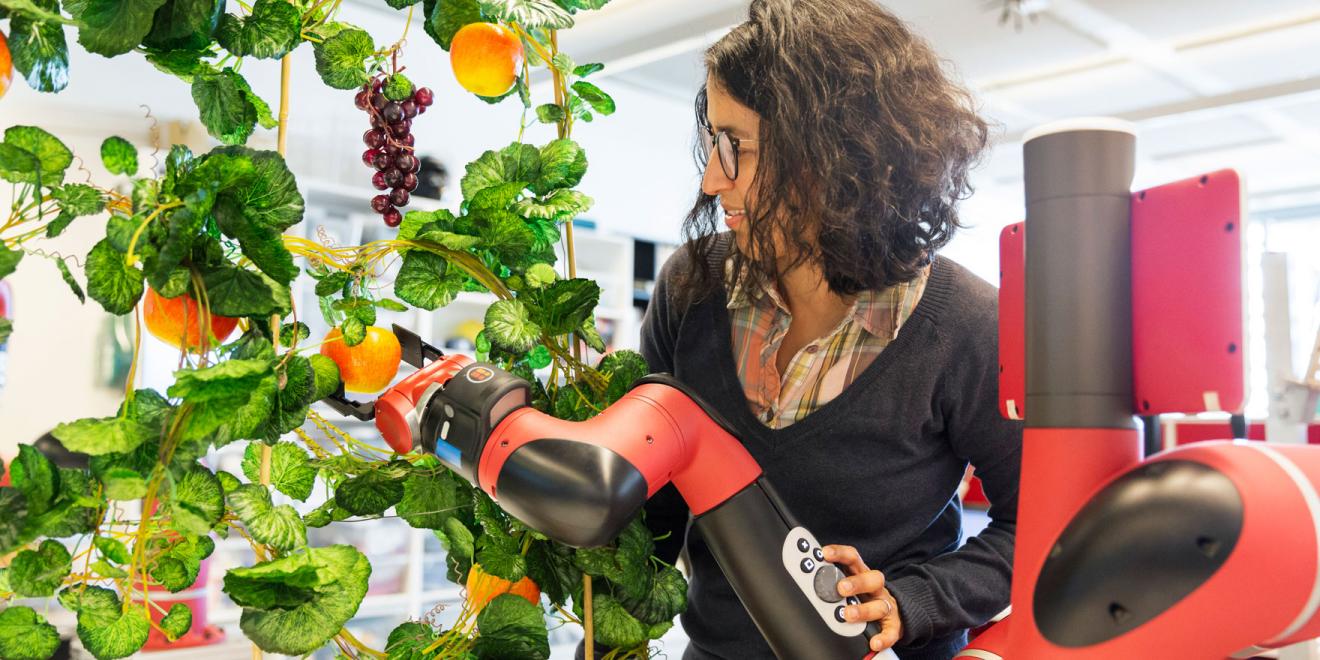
[1178,21,1320,89]
[1138,115,1278,159]
[1084,0,1319,42]
[883,0,1108,83]
[623,51,707,101]
[1275,97,1320,127]
[1155,141,1320,195]
[991,60,1198,119]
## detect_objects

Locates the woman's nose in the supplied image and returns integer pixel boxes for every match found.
[701,153,734,196]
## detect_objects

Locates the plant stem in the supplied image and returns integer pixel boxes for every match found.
[584,574,594,659]
[124,202,184,266]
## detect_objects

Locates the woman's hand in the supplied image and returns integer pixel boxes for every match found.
[823,544,903,654]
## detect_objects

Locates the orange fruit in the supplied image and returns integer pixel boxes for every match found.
[450,23,523,97]
[319,326,402,393]
[0,31,13,100]
[143,287,238,352]
[465,562,541,614]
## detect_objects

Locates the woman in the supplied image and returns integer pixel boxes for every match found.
[638,1,1022,658]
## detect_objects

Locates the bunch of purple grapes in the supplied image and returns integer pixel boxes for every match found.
[355,77,435,227]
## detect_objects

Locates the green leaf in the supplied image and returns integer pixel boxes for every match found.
[77,598,150,659]
[484,299,541,353]
[413,224,484,251]
[341,315,366,347]
[160,603,192,642]
[52,414,153,456]
[0,143,39,185]
[396,470,459,530]
[315,270,351,296]
[52,183,106,216]
[598,349,648,403]
[385,621,440,659]
[333,296,377,326]
[525,540,580,605]
[91,558,128,578]
[476,532,526,582]
[424,0,481,50]
[241,442,317,501]
[143,0,226,51]
[10,444,58,516]
[209,146,305,233]
[530,138,586,195]
[592,592,646,650]
[471,593,550,660]
[169,358,274,402]
[3,125,72,186]
[148,535,214,591]
[228,484,308,551]
[144,46,212,81]
[571,80,615,116]
[170,467,224,535]
[550,52,574,75]
[439,517,474,562]
[0,607,61,660]
[475,209,536,266]
[531,278,599,335]
[192,69,258,145]
[0,245,22,281]
[85,238,144,315]
[623,564,686,625]
[234,545,372,656]
[573,62,604,77]
[280,321,311,346]
[102,466,148,500]
[524,262,557,289]
[201,264,289,317]
[0,318,11,346]
[312,25,374,89]
[383,73,415,101]
[216,0,300,58]
[9,539,72,597]
[94,536,131,564]
[70,0,170,56]
[8,9,70,93]
[535,103,565,125]
[513,188,593,221]
[579,316,606,353]
[462,142,540,199]
[478,0,571,29]
[45,210,76,237]
[309,354,341,403]
[376,298,409,312]
[223,550,321,609]
[101,136,139,176]
[303,498,351,528]
[394,250,464,311]
[335,468,405,516]
[470,180,526,211]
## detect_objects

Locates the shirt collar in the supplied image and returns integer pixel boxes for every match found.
[725,255,930,340]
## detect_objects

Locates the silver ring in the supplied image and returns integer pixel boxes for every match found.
[881,599,893,617]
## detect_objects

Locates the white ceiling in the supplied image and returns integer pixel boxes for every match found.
[565,0,1320,200]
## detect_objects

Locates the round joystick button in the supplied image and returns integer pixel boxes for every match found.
[813,563,846,603]
[813,547,824,562]
[797,538,810,553]
[800,558,816,573]
[835,605,848,623]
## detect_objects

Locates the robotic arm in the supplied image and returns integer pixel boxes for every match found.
[327,326,893,660]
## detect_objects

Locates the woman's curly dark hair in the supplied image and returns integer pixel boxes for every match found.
[676,0,990,305]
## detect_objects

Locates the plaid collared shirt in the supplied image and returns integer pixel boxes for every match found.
[726,258,929,429]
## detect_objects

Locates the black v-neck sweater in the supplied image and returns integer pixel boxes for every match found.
[639,236,1022,660]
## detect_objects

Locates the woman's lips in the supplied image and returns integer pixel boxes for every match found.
[724,209,745,230]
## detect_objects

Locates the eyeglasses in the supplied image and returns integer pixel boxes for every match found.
[700,128,759,181]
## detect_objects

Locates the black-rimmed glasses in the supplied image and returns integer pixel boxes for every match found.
[699,128,759,181]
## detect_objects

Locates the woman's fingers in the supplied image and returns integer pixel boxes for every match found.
[836,569,886,598]
[822,544,868,575]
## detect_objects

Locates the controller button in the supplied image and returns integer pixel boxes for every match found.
[835,605,848,623]
[846,596,860,606]
[800,558,815,573]
[813,564,846,602]
[797,538,810,553]
[813,547,824,562]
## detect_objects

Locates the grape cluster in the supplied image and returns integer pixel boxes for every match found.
[355,77,435,227]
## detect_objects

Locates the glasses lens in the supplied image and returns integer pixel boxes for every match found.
[699,130,713,164]
[716,132,738,180]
